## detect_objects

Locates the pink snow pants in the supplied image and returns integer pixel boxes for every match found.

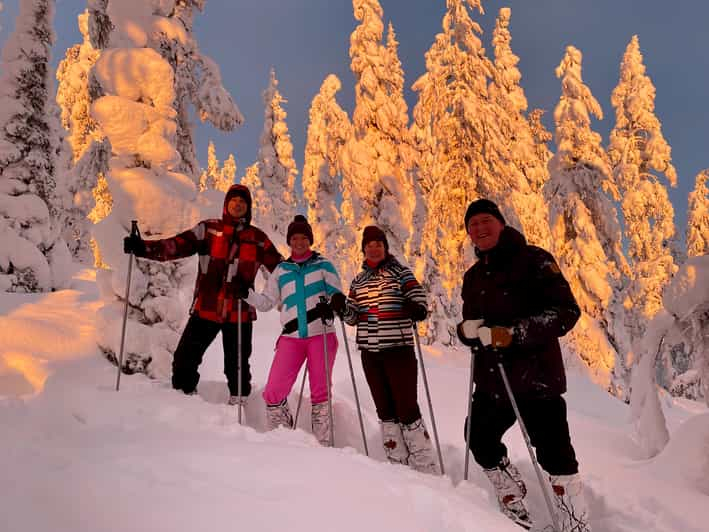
[262,333,338,405]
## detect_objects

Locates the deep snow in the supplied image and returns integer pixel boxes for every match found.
[0,269,707,532]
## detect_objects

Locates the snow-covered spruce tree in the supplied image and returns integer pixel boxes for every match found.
[0,0,72,292]
[91,0,241,377]
[545,46,626,393]
[489,7,551,250]
[302,74,353,274]
[255,68,297,241]
[687,169,708,258]
[344,0,417,266]
[410,0,502,344]
[609,35,678,355]
[220,152,236,192]
[56,9,111,263]
[198,139,219,191]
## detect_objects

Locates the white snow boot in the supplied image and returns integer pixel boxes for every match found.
[311,402,332,446]
[401,418,438,474]
[549,473,591,532]
[381,420,409,465]
[484,456,532,530]
[266,399,293,430]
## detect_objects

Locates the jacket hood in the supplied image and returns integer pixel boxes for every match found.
[223,184,252,225]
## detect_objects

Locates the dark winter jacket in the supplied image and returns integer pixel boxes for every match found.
[135,184,283,324]
[461,226,580,400]
[343,255,427,352]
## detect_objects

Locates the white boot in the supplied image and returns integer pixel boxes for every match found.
[549,473,591,532]
[311,402,332,446]
[484,456,532,530]
[401,418,438,474]
[266,399,293,430]
[381,420,409,465]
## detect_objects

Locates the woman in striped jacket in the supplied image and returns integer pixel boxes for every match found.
[247,215,344,445]
[332,225,437,474]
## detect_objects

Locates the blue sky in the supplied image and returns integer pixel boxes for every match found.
[1,0,705,233]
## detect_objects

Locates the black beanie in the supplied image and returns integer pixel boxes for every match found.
[287,215,313,244]
[464,199,506,228]
[361,225,389,252]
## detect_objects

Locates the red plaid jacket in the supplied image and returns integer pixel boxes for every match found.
[136,185,283,323]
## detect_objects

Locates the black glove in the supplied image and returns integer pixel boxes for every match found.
[403,300,428,322]
[330,292,347,316]
[234,283,250,300]
[123,233,145,256]
[457,321,479,347]
[316,298,334,323]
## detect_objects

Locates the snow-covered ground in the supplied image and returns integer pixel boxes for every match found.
[1,270,707,532]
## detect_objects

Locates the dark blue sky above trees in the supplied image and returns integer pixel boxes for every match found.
[1,0,704,230]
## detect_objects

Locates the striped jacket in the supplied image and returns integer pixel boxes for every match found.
[342,255,427,351]
[247,252,342,338]
[137,185,282,324]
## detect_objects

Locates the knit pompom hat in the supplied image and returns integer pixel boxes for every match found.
[287,215,314,244]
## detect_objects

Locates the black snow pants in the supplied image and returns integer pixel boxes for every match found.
[172,314,253,397]
[465,392,579,476]
[361,346,422,425]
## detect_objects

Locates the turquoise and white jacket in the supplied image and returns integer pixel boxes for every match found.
[246,252,343,339]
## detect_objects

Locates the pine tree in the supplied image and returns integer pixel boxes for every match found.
[545,45,626,392]
[56,9,108,263]
[0,0,72,292]
[90,0,242,377]
[256,68,297,240]
[687,170,708,257]
[609,35,678,348]
[410,0,499,344]
[302,74,352,272]
[219,153,236,192]
[198,140,220,191]
[345,0,416,264]
[489,7,551,249]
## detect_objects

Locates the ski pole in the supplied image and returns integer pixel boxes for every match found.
[116,220,139,392]
[339,316,368,456]
[463,345,477,480]
[237,298,243,425]
[293,366,308,429]
[413,325,445,475]
[319,296,335,447]
[497,361,561,532]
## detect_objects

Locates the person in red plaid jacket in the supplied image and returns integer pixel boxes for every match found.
[124,184,283,403]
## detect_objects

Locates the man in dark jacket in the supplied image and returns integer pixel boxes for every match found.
[124,184,283,404]
[457,199,590,532]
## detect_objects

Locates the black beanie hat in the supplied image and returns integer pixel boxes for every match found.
[287,215,314,244]
[464,199,506,228]
[361,225,388,252]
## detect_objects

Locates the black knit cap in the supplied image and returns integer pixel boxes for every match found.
[464,199,506,228]
[224,184,252,224]
[287,215,314,244]
[361,225,388,252]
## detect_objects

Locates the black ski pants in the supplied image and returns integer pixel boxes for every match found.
[465,392,579,476]
[361,346,422,425]
[172,314,253,397]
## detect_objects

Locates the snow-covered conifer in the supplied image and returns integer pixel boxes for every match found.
[686,170,708,258]
[90,0,242,377]
[545,46,626,392]
[489,7,551,249]
[0,0,72,292]
[219,153,236,192]
[56,10,108,263]
[302,75,352,270]
[344,0,416,264]
[410,0,498,343]
[609,35,678,348]
[198,140,219,191]
[256,68,297,240]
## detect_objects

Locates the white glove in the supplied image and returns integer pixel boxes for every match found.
[461,319,484,340]
[478,326,492,346]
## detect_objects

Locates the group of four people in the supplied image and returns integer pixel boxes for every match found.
[123,184,590,532]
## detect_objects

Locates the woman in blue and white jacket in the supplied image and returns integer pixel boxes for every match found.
[246,215,344,445]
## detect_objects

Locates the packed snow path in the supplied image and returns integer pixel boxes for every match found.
[1,270,707,532]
